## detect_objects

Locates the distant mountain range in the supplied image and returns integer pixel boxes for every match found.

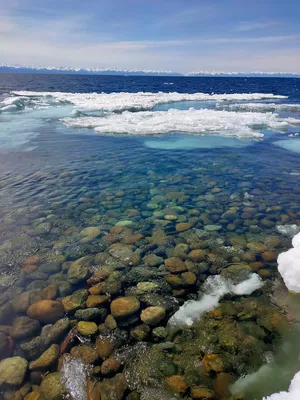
[1,64,300,78]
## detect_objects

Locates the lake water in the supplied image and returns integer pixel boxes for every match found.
[0,73,300,400]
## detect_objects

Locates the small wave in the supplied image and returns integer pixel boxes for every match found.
[61,108,298,138]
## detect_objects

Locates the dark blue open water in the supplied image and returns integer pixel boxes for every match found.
[0,73,300,400]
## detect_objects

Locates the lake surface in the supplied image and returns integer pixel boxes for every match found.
[0,73,300,400]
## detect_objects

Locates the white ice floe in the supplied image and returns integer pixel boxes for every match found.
[263,371,300,400]
[168,273,262,328]
[277,233,300,293]
[61,108,296,138]
[274,139,300,154]
[8,91,287,112]
[219,102,300,112]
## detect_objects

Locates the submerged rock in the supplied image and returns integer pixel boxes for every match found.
[0,356,28,387]
[40,372,64,400]
[110,297,140,318]
[27,300,64,324]
[11,316,40,341]
[29,344,59,370]
[141,306,166,325]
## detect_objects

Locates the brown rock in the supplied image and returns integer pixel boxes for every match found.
[42,285,58,300]
[191,386,216,399]
[140,306,166,325]
[29,344,59,370]
[70,345,99,364]
[87,379,101,400]
[176,223,192,232]
[98,373,127,400]
[202,354,224,373]
[27,300,64,324]
[164,257,187,273]
[261,251,277,262]
[110,297,140,318]
[213,372,234,398]
[24,393,41,400]
[86,295,108,308]
[101,358,121,376]
[181,271,197,285]
[188,250,207,262]
[96,336,114,359]
[23,256,40,265]
[166,375,188,393]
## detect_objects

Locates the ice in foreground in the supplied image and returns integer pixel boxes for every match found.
[277,233,300,293]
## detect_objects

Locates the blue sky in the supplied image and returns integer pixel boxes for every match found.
[1,0,300,72]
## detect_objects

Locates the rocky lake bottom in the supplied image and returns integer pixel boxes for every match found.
[0,129,300,400]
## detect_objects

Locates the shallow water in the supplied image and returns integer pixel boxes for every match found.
[0,73,300,400]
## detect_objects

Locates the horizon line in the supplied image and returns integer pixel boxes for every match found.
[1,63,300,78]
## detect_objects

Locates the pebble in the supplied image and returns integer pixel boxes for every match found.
[77,321,98,336]
[110,297,140,318]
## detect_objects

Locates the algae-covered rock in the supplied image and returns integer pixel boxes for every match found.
[0,356,28,387]
[98,373,127,400]
[77,321,98,336]
[40,372,64,400]
[67,257,91,284]
[29,344,59,370]
[130,324,150,341]
[141,306,166,325]
[165,257,187,273]
[62,289,88,313]
[75,308,106,322]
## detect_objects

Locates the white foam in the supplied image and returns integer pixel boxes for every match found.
[168,273,262,328]
[263,371,300,400]
[60,355,88,400]
[219,103,300,112]
[61,108,296,138]
[277,233,300,293]
[277,225,300,237]
[274,139,300,154]
[9,91,287,112]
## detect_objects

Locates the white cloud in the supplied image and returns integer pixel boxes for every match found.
[0,12,300,73]
[235,20,279,32]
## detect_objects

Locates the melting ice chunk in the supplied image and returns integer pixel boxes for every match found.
[168,273,263,328]
[277,233,300,293]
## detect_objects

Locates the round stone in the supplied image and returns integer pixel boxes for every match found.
[110,297,140,318]
[141,306,166,325]
[164,257,187,273]
[176,223,192,232]
[77,321,98,336]
[0,356,28,387]
[27,300,64,324]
